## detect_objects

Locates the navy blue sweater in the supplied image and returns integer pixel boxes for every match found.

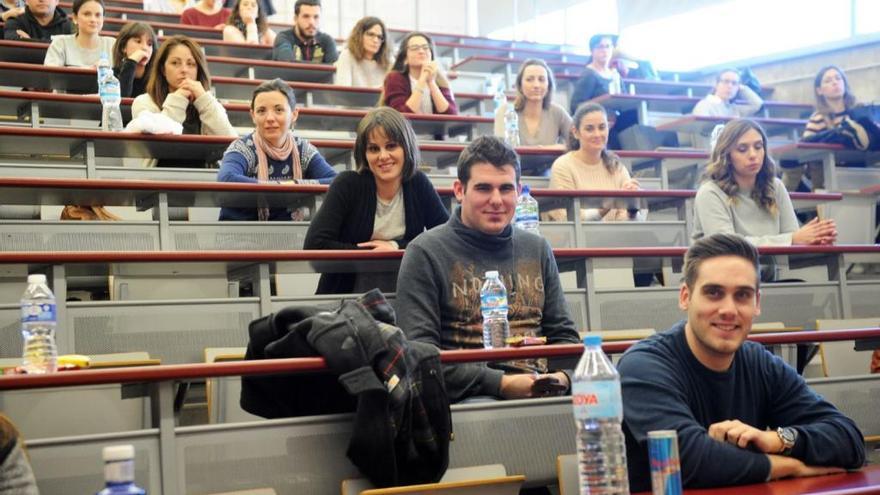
[618,321,865,492]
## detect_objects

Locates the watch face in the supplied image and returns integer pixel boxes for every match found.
[780,427,796,445]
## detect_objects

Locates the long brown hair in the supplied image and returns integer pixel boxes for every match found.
[346,16,391,70]
[567,102,621,174]
[145,35,212,113]
[112,22,157,72]
[702,118,778,214]
[513,58,555,112]
[226,0,269,38]
[389,31,449,88]
[813,65,857,118]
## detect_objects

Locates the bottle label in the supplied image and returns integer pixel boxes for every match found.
[21,302,56,323]
[104,459,134,483]
[480,294,507,313]
[572,380,623,420]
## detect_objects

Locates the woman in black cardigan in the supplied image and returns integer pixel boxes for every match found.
[304,107,449,294]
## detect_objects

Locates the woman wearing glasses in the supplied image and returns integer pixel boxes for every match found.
[692,69,763,117]
[334,16,390,88]
[382,31,458,114]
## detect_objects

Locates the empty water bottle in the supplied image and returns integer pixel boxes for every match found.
[572,334,629,495]
[97,445,147,495]
[97,53,124,132]
[515,184,540,234]
[480,271,509,349]
[504,102,520,147]
[20,274,58,374]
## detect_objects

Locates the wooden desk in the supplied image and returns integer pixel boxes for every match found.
[658,115,806,140]
[591,94,811,123]
[632,464,880,495]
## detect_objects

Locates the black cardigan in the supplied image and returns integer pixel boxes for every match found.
[303,169,449,294]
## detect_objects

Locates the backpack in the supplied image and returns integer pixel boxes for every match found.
[241,289,452,487]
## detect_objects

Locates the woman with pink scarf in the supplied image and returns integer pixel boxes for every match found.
[218,78,337,221]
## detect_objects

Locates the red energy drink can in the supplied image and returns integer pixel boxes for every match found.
[648,430,682,495]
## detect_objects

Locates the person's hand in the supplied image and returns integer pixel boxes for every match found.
[621,178,640,191]
[357,240,398,251]
[173,86,193,101]
[499,373,538,399]
[213,22,226,30]
[2,6,24,21]
[792,217,837,245]
[531,372,569,397]
[127,49,150,65]
[420,61,438,84]
[178,78,206,100]
[768,455,846,480]
[239,4,257,24]
[708,419,782,453]
[16,29,30,39]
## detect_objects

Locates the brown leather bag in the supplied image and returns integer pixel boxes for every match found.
[60,206,121,221]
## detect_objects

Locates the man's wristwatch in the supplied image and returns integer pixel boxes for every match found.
[776,427,798,455]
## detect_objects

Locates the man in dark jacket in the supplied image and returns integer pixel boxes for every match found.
[272,0,337,63]
[4,0,73,42]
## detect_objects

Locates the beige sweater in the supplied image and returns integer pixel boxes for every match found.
[547,151,639,222]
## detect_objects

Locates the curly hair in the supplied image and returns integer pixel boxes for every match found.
[226,0,269,38]
[567,102,622,174]
[702,118,778,214]
[345,16,391,70]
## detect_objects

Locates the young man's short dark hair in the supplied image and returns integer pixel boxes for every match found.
[683,233,760,290]
[294,0,321,15]
[455,135,521,186]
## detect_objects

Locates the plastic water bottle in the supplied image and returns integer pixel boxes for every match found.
[20,274,58,374]
[480,271,509,349]
[504,102,520,147]
[97,53,124,132]
[493,86,506,114]
[515,184,540,235]
[97,445,147,495]
[572,335,629,495]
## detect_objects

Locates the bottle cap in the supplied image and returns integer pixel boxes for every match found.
[26,274,46,284]
[521,184,530,195]
[583,334,602,346]
[102,445,135,462]
[484,270,499,278]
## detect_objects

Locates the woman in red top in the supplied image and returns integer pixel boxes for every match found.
[180,0,231,29]
[381,31,457,115]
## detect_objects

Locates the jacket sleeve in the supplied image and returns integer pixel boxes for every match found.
[398,173,449,249]
[43,36,65,66]
[192,92,237,136]
[0,439,38,494]
[272,31,295,61]
[303,173,364,250]
[383,72,414,113]
[301,140,338,184]
[619,349,772,488]
[320,33,338,63]
[217,147,257,183]
[570,70,598,115]
[437,85,458,115]
[539,240,579,343]
[694,183,794,246]
[763,354,865,469]
[4,16,29,41]
[396,243,505,402]
[115,58,137,98]
[733,84,764,117]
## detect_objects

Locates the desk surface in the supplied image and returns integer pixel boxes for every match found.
[658,115,805,136]
[635,464,880,495]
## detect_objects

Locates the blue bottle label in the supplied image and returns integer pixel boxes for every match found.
[572,380,622,420]
[21,302,56,323]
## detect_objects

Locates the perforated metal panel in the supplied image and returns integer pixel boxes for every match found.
[0,222,159,251]
[758,284,841,328]
[541,223,576,248]
[808,376,880,437]
[597,288,682,331]
[564,290,587,330]
[849,282,880,318]
[0,307,21,359]
[69,301,258,364]
[172,223,309,250]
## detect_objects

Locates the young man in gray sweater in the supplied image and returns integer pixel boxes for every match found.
[395,136,580,403]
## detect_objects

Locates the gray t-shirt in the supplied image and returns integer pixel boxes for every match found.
[372,187,406,242]
[44,34,115,67]
[494,101,572,146]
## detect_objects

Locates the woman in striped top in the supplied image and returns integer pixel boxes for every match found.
[802,65,869,150]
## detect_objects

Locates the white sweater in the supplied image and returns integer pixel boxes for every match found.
[43,34,115,67]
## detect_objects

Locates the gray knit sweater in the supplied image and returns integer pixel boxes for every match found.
[395,208,579,402]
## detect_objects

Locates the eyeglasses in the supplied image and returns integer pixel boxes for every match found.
[719,78,740,85]
[407,44,431,52]
[364,32,385,41]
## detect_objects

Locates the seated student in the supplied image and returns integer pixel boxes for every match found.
[272,0,338,63]
[1,0,25,23]
[132,35,237,167]
[222,0,276,45]
[180,0,230,28]
[0,414,38,494]
[112,22,157,98]
[382,31,457,115]
[619,232,865,492]
[218,78,337,220]
[493,58,571,148]
[143,0,190,13]
[783,65,873,191]
[546,102,645,222]
[692,69,764,117]
[303,107,449,294]
[333,16,390,88]
[569,33,621,116]
[693,119,837,247]
[395,136,579,403]
[43,0,114,67]
[4,0,73,41]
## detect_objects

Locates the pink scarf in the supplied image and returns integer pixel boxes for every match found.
[253,130,301,221]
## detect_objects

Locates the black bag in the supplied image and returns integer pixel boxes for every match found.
[739,67,762,96]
